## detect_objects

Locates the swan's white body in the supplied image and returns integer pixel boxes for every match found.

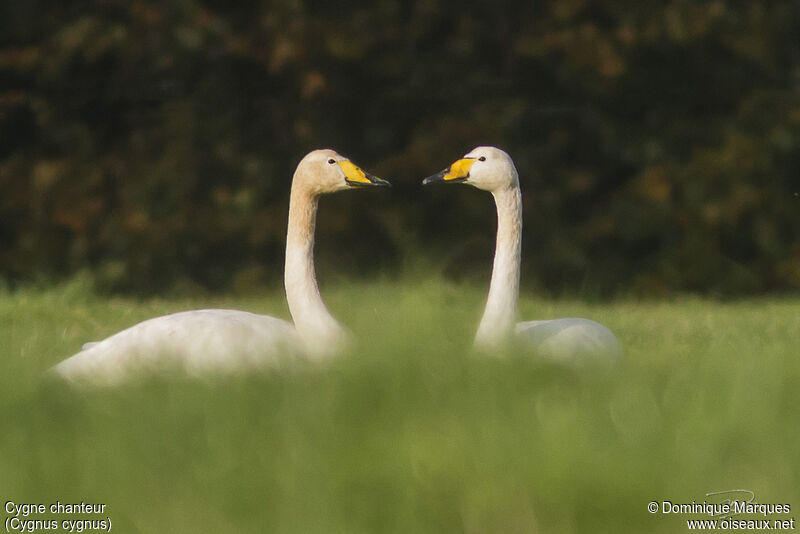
[515,318,621,361]
[424,146,622,360]
[51,149,389,385]
[53,310,302,383]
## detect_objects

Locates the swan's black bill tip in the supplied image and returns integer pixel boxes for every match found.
[423,170,467,185]
[369,175,392,187]
[347,174,391,188]
[422,170,447,185]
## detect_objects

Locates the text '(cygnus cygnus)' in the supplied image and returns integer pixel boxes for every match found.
[51,149,390,385]
[423,146,621,360]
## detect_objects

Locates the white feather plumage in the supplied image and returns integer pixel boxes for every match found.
[426,146,622,360]
[51,149,387,385]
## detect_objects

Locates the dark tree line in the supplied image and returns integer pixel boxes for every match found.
[1,0,798,295]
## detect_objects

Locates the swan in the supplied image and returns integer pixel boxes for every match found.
[51,149,390,384]
[423,146,622,360]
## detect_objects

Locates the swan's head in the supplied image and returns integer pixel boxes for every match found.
[295,149,390,195]
[422,146,518,192]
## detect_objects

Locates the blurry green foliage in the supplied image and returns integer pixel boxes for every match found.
[1,0,798,295]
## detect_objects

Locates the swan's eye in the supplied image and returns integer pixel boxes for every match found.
[478,156,486,162]
[328,159,336,164]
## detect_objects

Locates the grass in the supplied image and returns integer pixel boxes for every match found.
[1,279,798,533]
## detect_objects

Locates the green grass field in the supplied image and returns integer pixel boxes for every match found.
[1,280,798,533]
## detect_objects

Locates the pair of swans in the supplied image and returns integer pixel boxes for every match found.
[52,147,620,385]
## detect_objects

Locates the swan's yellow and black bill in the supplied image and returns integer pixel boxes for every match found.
[422,158,475,185]
[338,161,391,187]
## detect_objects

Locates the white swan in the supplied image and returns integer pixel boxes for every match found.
[51,149,390,384]
[423,146,622,360]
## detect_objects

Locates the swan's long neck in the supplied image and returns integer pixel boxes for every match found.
[284,180,347,356]
[475,185,522,349]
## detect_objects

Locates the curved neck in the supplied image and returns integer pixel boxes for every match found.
[475,185,522,349]
[284,177,346,355]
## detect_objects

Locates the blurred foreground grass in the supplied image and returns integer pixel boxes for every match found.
[1,280,798,533]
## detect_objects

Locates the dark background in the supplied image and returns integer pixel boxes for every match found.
[1,0,798,296]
